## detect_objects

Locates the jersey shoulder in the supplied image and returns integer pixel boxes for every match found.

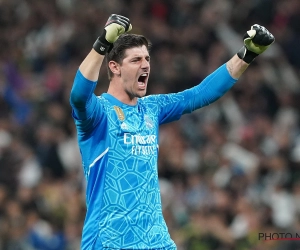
[140,93,185,106]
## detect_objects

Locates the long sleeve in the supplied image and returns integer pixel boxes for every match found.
[70,69,98,120]
[150,63,237,125]
[182,63,237,114]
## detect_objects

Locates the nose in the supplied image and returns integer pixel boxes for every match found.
[141,58,150,69]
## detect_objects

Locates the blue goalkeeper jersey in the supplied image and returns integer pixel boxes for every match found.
[70,64,236,250]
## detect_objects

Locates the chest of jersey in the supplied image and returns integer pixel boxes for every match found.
[108,104,158,157]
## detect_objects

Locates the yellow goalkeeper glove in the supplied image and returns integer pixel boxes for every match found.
[237,24,275,64]
[93,14,132,55]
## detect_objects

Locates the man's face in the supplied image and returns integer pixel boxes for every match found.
[119,45,150,99]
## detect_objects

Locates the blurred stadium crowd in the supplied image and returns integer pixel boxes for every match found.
[0,0,300,249]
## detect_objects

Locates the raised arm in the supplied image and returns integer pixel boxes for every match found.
[79,14,132,81]
[226,54,249,80]
[79,50,105,81]
[226,24,275,79]
[157,24,275,124]
[70,15,132,111]
[188,24,275,108]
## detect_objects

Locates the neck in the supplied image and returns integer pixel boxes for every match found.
[107,80,137,106]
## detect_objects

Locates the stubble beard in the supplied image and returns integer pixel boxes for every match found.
[125,89,146,100]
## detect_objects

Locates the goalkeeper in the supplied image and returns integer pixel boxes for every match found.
[70,14,274,250]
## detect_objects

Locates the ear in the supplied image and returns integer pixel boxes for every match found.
[108,61,121,76]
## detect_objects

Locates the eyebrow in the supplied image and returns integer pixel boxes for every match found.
[131,55,150,60]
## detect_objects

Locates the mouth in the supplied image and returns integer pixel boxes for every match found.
[137,73,148,90]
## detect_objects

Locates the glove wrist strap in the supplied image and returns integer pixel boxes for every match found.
[237,46,259,64]
[93,31,112,55]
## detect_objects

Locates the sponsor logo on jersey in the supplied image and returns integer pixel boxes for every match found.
[124,133,156,145]
[123,133,158,155]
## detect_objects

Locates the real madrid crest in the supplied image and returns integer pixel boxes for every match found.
[144,115,154,129]
[113,106,125,121]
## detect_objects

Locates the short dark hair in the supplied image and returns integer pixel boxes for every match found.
[106,34,151,80]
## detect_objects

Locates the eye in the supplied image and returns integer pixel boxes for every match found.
[131,57,141,62]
